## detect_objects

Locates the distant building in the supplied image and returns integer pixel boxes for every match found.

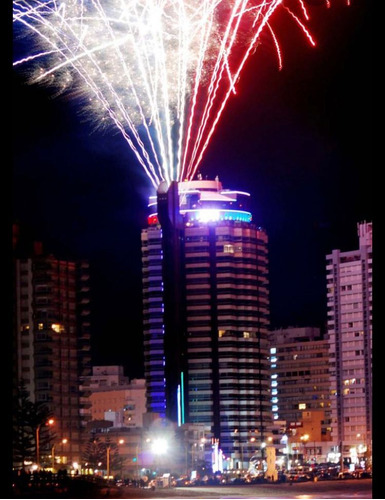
[13,237,91,468]
[141,179,271,468]
[326,221,372,466]
[89,365,129,388]
[87,367,146,428]
[268,327,331,439]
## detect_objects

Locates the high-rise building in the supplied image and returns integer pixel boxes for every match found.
[326,221,372,466]
[13,238,91,468]
[268,327,331,432]
[141,178,271,467]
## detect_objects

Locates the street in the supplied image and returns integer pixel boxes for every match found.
[11,478,373,499]
[109,479,372,499]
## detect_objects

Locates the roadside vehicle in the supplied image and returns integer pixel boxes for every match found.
[337,471,355,480]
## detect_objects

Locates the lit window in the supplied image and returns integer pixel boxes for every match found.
[218,330,226,338]
[38,323,44,330]
[223,244,234,254]
[298,403,306,410]
[243,331,250,338]
[270,348,276,354]
[51,323,64,333]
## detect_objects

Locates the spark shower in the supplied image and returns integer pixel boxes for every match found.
[14,0,333,189]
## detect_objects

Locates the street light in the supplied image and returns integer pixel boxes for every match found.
[51,438,68,472]
[36,418,55,469]
[106,439,125,480]
[106,444,112,480]
[300,434,309,464]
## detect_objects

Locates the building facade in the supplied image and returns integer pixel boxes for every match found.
[88,365,129,388]
[141,179,271,467]
[326,221,372,465]
[14,240,91,468]
[86,367,146,428]
[268,327,331,434]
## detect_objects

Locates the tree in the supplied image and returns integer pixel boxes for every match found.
[13,382,35,468]
[28,400,55,455]
[82,435,127,477]
[82,437,106,470]
[12,380,55,468]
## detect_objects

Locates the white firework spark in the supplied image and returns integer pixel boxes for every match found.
[13,0,319,188]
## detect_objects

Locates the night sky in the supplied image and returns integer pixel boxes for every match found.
[12,1,373,379]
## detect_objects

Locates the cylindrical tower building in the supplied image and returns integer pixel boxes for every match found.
[141,178,271,467]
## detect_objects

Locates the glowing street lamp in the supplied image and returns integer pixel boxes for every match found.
[51,438,68,472]
[106,439,125,480]
[300,434,309,463]
[106,444,112,480]
[36,418,55,469]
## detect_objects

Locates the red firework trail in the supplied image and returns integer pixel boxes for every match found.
[13,0,343,189]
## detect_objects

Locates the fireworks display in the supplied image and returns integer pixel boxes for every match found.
[14,0,323,189]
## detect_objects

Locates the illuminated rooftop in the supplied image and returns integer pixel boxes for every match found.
[148,178,252,225]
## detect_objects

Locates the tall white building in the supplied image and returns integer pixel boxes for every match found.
[268,327,331,433]
[326,222,372,466]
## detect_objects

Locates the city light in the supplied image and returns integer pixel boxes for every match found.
[12,0,371,482]
[194,209,220,222]
[151,438,169,456]
[184,208,252,223]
